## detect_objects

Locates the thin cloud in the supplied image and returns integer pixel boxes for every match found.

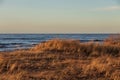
[95,6,120,11]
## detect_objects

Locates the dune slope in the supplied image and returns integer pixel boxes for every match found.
[0,39,120,80]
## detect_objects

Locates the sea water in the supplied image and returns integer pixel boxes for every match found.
[0,34,111,51]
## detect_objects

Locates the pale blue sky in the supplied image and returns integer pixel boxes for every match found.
[0,0,120,33]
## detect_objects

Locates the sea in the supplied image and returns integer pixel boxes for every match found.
[0,34,113,51]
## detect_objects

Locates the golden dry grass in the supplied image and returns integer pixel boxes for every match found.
[0,39,120,80]
[104,34,120,45]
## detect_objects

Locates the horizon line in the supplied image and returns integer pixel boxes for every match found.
[0,33,119,35]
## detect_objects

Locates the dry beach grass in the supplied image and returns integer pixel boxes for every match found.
[0,37,120,80]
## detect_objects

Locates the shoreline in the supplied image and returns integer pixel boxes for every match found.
[0,39,104,52]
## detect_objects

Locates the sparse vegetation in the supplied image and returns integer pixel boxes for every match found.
[0,38,120,80]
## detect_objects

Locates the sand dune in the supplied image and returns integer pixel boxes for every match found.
[0,39,120,80]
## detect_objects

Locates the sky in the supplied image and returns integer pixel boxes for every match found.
[0,0,120,33]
